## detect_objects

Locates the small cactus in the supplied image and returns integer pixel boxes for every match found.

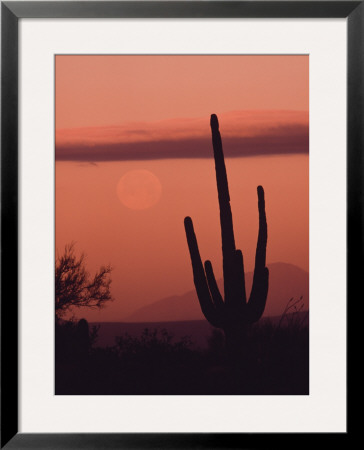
[184,114,269,354]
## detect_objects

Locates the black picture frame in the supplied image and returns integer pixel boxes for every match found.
[1,1,359,448]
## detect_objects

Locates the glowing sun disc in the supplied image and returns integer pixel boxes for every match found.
[117,169,162,210]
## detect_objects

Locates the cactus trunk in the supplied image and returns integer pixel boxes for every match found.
[184,114,269,358]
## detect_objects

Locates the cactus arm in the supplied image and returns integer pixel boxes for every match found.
[184,217,222,328]
[247,267,269,323]
[254,186,268,270]
[247,186,269,322]
[204,260,225,311]
[210,114,236,304]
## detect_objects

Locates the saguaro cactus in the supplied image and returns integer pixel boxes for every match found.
[184,114,269,354]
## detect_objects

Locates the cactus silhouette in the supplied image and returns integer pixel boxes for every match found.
[184,114,269,354]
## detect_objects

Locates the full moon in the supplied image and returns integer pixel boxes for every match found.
[117,169,162,210]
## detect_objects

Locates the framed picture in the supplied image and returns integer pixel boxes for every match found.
[2,1,359,447]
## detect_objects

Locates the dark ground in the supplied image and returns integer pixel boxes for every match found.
[55,314,309,395]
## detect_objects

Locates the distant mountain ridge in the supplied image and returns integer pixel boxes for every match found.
[125,262,309,322]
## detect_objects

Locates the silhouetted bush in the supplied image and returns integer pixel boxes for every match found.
[115,328,193,366]
[55,243,113,320]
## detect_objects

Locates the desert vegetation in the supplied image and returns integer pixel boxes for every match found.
[55,243,113,320]
[55,302,308,395]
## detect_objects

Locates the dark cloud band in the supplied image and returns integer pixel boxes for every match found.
[56,125,308,162]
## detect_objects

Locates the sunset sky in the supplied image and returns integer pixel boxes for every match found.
[55,55,309,321]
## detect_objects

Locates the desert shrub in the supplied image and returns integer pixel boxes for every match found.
[115,328,193,364]
[55,243,113,320]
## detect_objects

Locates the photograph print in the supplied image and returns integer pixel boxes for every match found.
[55,55,309,395]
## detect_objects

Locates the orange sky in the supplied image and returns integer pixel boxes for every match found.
[55,55,309,322]
[56,55,308,129]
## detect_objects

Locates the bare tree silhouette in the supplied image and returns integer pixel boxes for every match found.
[55,243,113,320]
[184,114,269,357]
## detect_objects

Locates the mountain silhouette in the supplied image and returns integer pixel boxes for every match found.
[125,262,308,322]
